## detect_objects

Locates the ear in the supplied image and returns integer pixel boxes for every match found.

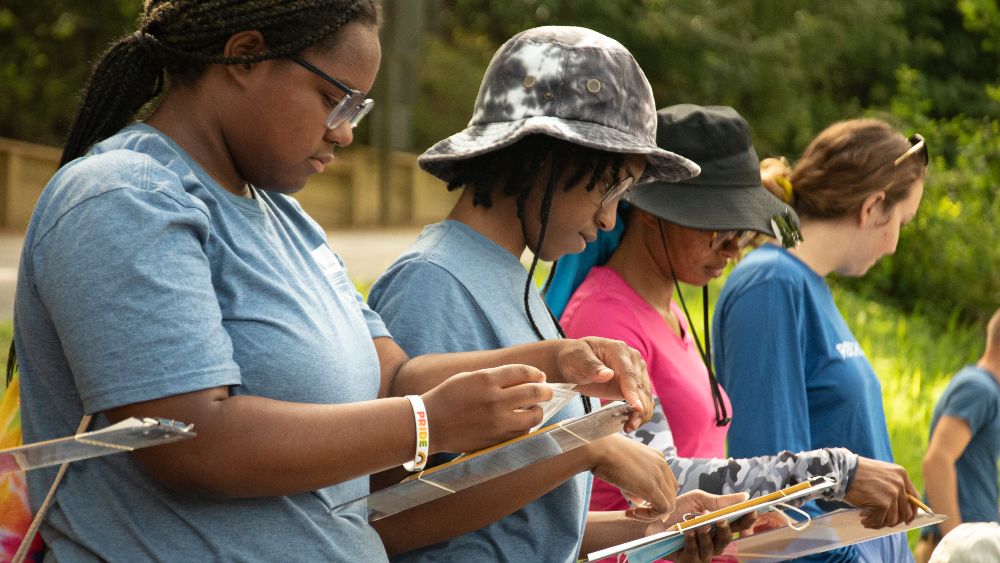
[222,30,269,85]
[857,190,887,227]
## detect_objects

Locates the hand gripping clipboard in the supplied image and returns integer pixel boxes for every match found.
[719,507,945,561]
[335,400,633,521]
[587,476,841,562]
[0,417,195,474]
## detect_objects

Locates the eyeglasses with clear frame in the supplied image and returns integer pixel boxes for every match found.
[893,133,928,167]
[288,54,374,130]
[709,230,757,252]
[599,176,636,208]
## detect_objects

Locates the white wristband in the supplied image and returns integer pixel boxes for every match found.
[402,395,429,472]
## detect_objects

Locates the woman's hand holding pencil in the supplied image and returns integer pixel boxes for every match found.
[843,457,922,528]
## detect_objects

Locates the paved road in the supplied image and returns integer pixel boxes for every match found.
[0,228,423,321]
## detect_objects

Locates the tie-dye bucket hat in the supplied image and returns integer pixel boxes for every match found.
[418,26,700,184]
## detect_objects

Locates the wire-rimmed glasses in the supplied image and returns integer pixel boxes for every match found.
[599,176,635,208]
[289,54,374,130]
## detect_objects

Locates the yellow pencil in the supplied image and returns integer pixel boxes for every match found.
[670,480,816,532]
[908,494,933,514]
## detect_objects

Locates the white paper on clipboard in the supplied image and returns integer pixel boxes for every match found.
[717,507,945,561]
[531,383,580,431]
[587,476,840,562]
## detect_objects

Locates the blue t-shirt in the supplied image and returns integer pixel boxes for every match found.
[927,366,1000,528]
[713,244,910,563]
[16,124,390,561]
[368,220,591,563]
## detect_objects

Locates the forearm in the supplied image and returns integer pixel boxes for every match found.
[923,456,962,534]
[373,442,595,555]
[579,511,646,558]
[107,389,417,498]
[392,340,564,396]
[669,447,857,502]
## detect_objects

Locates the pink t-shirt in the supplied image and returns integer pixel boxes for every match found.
[561,266,731,511]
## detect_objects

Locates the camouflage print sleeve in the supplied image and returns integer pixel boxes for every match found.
[621,398,858,502]
[667,447,858,503]
[623,397,678,458]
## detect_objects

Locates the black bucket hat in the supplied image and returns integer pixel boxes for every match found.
[625,104,801,246]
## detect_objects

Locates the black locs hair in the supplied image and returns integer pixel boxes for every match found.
[448,135,626,414]
[446,135,624,341]
[60,0,381,166]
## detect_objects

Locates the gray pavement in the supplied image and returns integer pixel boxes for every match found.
[0,228,423,321]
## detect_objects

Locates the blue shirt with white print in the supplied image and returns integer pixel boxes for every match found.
[713,244,910,563]
[16,123,390,562]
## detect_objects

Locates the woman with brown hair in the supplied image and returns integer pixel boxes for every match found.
[714,118,928,562]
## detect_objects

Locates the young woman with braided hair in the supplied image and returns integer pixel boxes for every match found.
[13,3,667,560]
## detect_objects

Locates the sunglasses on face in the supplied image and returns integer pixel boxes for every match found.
[894,133,928,167]
[709,230,756,252]
[289,54,375,130]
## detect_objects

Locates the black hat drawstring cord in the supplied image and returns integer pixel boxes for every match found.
[657,220,731,427]
[524,181,591,414]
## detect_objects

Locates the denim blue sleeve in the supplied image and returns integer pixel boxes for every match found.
[715,278,812,457]
[29,186,241,413]
[941,377,999,435]
[368,260,498,356]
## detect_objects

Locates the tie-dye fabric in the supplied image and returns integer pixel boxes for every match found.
[1,373,43,562]
[419,26,700,185]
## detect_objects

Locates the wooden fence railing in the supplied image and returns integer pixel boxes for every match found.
[0,137,457,230]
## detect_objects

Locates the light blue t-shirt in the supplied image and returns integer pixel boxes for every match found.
[368,220,591,563]
[16,124,390,562]
[713,244,911,563]
[924,366,1000,535]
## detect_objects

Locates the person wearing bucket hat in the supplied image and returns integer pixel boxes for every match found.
[714,118,928,562]
[370,27,754,563]
[6,4,689,561]
[557,105,921,546]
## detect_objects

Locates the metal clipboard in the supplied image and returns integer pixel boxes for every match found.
[719,507,945,561]
[1,417,195,474]
[336,400,632,521]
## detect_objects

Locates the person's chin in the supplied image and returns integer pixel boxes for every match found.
[535,243,575,262]
[254,171,308,194]
[706,267,726,280]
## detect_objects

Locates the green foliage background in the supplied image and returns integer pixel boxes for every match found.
[8,0,990,319]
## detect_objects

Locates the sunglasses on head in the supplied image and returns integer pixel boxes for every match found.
[894,133,928,167]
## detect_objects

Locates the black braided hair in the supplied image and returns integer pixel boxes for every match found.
[60,0,382,166]
[7,0,381,385]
